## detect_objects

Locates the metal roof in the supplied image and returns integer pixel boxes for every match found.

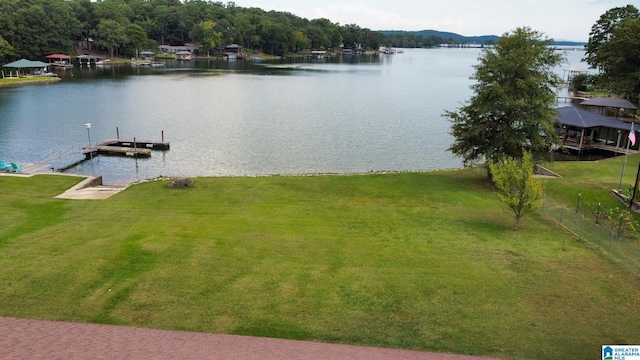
[45,54,71,59]
[564,66,588,73]
[581,97,638,110]
[556,106,634,131]
[3,59,49,68]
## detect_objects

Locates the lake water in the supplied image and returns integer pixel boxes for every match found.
[0,47,589,185]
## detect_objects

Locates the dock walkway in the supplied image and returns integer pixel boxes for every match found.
[82,139,169,159]
[563,141,640,155]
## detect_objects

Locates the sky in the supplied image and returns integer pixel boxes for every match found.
[230,0,634,42]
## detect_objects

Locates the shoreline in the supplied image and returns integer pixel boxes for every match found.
[0,76,62,88]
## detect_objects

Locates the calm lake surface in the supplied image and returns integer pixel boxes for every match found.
[0,47,589,185]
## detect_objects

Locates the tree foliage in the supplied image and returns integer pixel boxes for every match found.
[488,152,545,231]
[0,0,81,59]
[0,34,16,64]
[595,23,640,103]
[0,0,385,61]
[584,5,640,104]
[569,73,597,92]
[189,20,222,56]
[583,5,639,69]
[445,27,564,166]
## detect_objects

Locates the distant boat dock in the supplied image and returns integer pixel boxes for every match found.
[82,138,170,158]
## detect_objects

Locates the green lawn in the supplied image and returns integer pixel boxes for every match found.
[545,154,640,207]
[0,76,61,87]
[0,169,639,359]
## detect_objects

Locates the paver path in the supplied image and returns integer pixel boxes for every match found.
[0,317,502,360]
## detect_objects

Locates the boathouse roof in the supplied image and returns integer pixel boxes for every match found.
[556,106,634,131]
[581,97,638,110]
[45,54,71,60]
[564,66,588,73]
[3,59,49,68]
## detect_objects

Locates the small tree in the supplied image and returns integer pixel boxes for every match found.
[488,152,545,231]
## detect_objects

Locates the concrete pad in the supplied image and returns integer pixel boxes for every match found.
[54,176,127,200]
[55,185,126,200]
[0,165,126,200]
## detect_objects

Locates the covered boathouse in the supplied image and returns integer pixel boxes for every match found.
[555,106,638,155]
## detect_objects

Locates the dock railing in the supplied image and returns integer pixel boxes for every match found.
[34,145,83,164]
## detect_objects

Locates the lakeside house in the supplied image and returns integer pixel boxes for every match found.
[158,44,195,55]
[222,44,243,60]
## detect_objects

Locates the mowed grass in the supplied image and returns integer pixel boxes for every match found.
[545,154,640,208]
[0,77,61,87]
[0,170,639,359]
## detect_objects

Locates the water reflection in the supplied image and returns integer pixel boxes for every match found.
[0,48,590,185]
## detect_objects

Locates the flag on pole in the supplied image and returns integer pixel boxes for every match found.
[629,123,636,146]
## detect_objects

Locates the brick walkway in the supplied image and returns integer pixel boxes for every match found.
[0,317,501,360]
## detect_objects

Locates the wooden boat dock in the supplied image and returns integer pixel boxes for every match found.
[82,139,170,159]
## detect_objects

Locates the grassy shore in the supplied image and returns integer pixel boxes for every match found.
[1,165,639,359]
[0,76,61,87]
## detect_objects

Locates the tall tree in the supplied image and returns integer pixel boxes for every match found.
[234,12,262,49]
[445,27,564,168]
[595,18,640,103]
[307,18,341,49]
[0,34,16,63]
[189,20,222,56]
[488,152,544,231]
[72,0,98,51]
[178,0,210,41]
[126,23,147,57]
[94,19,127,58]
[292,31,309,52]
[583,5,639,69]
[260,17,291,56]
[341,24,363,49]
[584,5,640,104]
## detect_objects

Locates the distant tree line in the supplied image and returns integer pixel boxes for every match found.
[382,34,448,48]
[381,30,499,48]
[0,0,387,62]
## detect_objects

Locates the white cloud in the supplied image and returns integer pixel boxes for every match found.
[234,0,636,41]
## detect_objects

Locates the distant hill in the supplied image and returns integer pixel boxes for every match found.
[380,30,498,45]
[379,30,585,46]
